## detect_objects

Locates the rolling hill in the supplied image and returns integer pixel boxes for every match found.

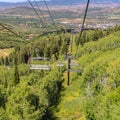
[0,5,120,25]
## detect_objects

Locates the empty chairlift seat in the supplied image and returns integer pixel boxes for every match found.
[30,64,51,70]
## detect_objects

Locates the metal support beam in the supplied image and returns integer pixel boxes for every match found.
[67,57,71,86]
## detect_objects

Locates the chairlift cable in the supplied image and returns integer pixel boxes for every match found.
[27,0,49,32]
[43,0,58,33]
[75,0,90,57]
[0,22,27,42]
[33,0,48,27]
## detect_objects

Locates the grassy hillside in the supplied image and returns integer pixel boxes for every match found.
[54,30,120,119]
[0,23,29,49]
[0,33,25,49]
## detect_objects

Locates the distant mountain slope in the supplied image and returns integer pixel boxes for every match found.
[0,6,49,17]
[0,0,120,10]
[1,6,37,15]
[43,0,120,5]
[0,2,24,10]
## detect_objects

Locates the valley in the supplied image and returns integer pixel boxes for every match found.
[0,3,120,32]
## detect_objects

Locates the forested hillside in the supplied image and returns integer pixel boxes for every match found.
[55,29,120,119]
[0,26,120,119]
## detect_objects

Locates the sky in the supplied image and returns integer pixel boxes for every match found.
[0,0,26,2]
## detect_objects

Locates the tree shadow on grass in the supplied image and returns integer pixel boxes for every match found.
[41,79,65,120]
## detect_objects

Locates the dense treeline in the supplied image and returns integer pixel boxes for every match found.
[0,64,65,119]
[1,25,120,65]
[0,32,70,65]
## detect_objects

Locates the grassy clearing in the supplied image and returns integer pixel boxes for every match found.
[54,75,86,120]
[0,48,14,58]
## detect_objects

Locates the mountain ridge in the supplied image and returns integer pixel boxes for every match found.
[0,0,120,10]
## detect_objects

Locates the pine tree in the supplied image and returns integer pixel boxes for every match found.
[14,65,20,85]
[14,47,20,85]
[5,56,9,66]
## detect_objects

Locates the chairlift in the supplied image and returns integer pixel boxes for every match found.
[70,62,79,66]
[30,45,51,71]
[71,28,75,34]
[56,60,65,67]
[32,57,49,60]
[66,54,72,58]
[67,69,81,73]
[30,64,51,70]
[56,63,64,67]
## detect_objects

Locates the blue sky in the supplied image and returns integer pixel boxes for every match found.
[0,0,26,2]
